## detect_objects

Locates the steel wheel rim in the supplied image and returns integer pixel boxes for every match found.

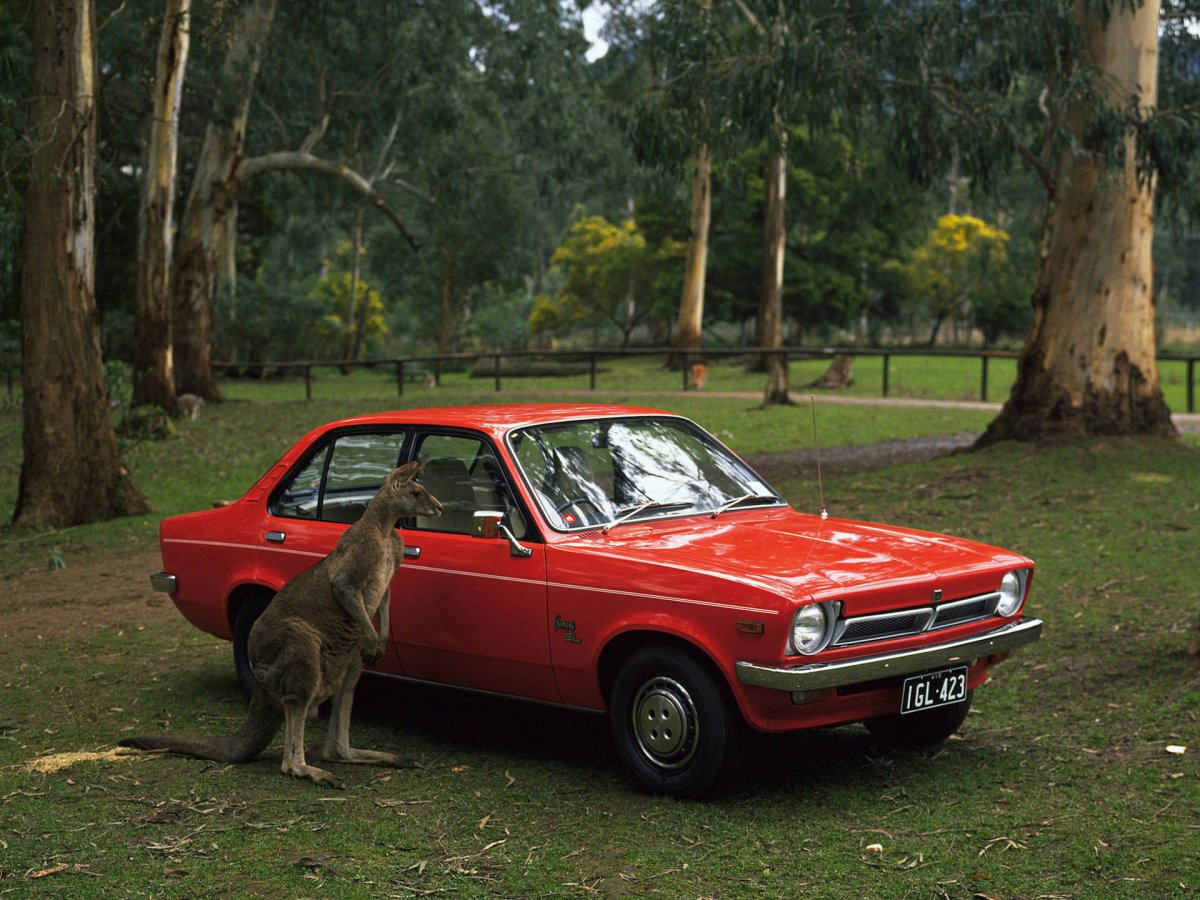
[630,676,699,770]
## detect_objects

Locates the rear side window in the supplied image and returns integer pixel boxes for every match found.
[273,431,407,523]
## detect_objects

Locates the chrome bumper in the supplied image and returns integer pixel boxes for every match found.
[735,618,1042,692]
[150,571,177,594]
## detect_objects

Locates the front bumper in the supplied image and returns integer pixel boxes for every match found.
[735,618,1042,692]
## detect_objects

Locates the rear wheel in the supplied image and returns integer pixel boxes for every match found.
[231,593,272,698]
[865,690,972,749]
[609,645,743,798]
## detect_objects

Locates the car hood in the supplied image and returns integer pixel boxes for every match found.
[553,509,1026,615]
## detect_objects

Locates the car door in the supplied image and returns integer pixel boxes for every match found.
[391,431,558,702]
[259,428,411,673]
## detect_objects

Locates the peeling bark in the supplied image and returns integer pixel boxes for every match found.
[672,144,712,365]
[16,0,149,527]
[133,0,190,413]
[171,0,277,400]
[759,123,791,406]
[980,0,1175,445]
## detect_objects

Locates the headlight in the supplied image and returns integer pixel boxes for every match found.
[791,602,836,655]
[996,570,1026,617]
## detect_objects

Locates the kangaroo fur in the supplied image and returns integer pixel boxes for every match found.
[120,461,443,788]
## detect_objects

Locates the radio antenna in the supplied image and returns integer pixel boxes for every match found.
[810,395,828,520]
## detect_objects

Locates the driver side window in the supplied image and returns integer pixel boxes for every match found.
[413,434,528,538]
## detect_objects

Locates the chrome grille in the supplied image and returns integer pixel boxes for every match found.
[830,590,1000,648]
[832,609,934,646]
[929,592,999,629]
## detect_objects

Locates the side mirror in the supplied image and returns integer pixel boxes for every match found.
[471,511,533,558]
[472,511,503,540]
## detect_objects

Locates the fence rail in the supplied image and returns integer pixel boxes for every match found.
[200,345,1199,413]
[2,347,1194,412]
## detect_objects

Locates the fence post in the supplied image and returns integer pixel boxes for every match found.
[396,361,404,397]
[1188,358,1195,414]
[305,365,313,401]
[494,355,502,392]
[589,352,597,390]
[682,352,691,391]
[980,355,990,402]
[882,353,890,398]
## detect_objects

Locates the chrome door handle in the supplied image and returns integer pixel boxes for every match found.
[266,531,286,544]
[403,546,421,559]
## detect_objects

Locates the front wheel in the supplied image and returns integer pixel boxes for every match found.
[231,593,272,698]
[865,690,972,750]
[609,645,743,798]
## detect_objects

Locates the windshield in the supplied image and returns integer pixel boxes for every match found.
[508,416,783,531]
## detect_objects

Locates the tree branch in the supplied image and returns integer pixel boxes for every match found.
[238,151,420,249]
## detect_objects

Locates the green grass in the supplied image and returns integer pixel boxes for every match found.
[1,377,1198,897]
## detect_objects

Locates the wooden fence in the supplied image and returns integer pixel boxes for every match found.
[205,346,1200,414]
[3,347,1195,412]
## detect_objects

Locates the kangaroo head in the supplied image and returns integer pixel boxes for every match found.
[378,461,443,521]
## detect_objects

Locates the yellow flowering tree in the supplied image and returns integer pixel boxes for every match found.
[904,214,1015,345]
[311,241,388,362]
[530,216,655,346]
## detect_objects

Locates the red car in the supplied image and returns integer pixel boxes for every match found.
[150,403,1041,796]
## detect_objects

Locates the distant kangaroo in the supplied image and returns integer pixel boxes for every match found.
[121,462,443,788]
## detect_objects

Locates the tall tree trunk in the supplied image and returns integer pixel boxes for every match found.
[15,0,149,527]
[133,0,190,414]
[980,0,1174,445]
[346,205,367,365]
[672,143,711,365]
[172,0,276,401]
[759,119,792,406]
[435,250,458,381]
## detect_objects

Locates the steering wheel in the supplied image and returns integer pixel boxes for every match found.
[556,497,604,525]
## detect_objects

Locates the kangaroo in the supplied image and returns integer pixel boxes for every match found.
[121,461,443,788]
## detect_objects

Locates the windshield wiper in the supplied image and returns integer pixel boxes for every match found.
[710,492,780,518]
[603,500,693,533]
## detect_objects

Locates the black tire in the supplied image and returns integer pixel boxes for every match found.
[865,689,973,750]
[232,593,272,699]
[609,644,743,798]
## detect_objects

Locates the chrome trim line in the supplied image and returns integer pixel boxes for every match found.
[735,618,1042,692]
[150,572,177,594]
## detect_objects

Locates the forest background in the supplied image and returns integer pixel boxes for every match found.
[3,0,1200,529]
[3,0,1199,367]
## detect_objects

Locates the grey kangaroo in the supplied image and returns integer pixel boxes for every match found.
[121,461,443,788]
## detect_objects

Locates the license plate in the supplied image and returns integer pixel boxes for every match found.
[900,666,968,715]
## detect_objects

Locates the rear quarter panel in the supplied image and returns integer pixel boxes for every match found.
[159,503,263,639]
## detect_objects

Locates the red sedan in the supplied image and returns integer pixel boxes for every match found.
[149,404,1041,797]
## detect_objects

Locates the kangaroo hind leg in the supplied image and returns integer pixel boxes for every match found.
[320,655,420,770]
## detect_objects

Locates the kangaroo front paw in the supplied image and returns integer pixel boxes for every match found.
[362,639,386,665]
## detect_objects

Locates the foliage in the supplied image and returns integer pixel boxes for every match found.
[897,214,1027,346]
[310,243,388,359]
[530,216,653,342]
[213,277,328,364]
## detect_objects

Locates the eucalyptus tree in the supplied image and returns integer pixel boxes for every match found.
[14,0,149,527]
[611,0,735,363]
[861,0,1199,442]
[132,0,190,413]
[169,0,426,399]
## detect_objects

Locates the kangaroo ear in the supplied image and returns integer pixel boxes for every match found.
[394,460,422,484]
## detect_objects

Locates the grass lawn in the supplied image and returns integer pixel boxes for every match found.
[0,376,1197,897]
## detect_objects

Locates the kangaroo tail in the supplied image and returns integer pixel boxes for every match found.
[119,687,283,764]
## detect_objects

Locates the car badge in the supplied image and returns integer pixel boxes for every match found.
[932,589,943,603]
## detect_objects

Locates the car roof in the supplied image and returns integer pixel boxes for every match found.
[320,403,680,441]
